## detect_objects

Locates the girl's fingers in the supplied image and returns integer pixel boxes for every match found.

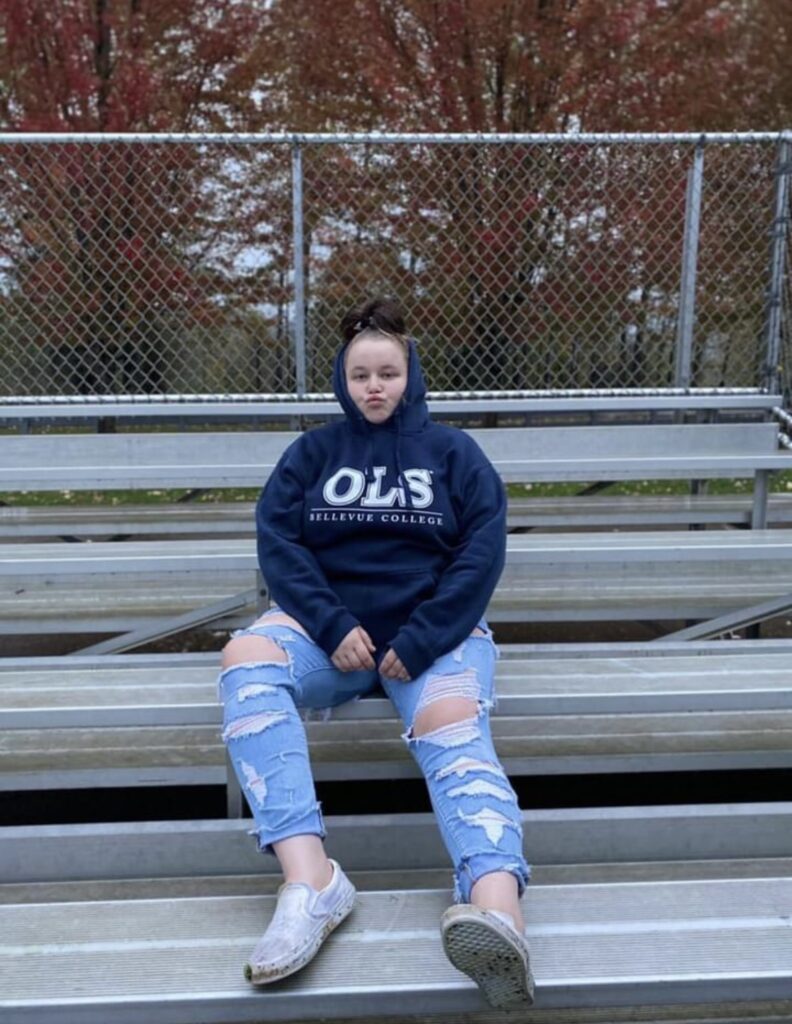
[379,649,409,682]
[355,644,373,669]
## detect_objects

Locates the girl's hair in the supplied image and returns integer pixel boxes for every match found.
[340,296,409,356]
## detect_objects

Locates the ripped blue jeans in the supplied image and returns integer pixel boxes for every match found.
[218,613,530,903]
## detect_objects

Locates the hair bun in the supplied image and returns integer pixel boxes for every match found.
[340,296,406,342]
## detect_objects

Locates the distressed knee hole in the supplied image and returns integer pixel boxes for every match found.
[412,695,479,738]
[222,634,288,670]
[458,807,521,845]
[416,668,480,715]
[222,709,290,743]
[436,756,506,782]
[237,758,268,807]
[413,667,483,738]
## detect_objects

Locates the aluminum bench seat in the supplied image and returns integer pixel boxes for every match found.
[0,502,261,541]
[3,531,792,642]
[3,876,791,1023]
[5,532,792,577]
[3,563,792,638]
[5,649,792,718]
[5,709,791,791]
[2,572,792,634]
[0,570,253,635]
[2,423,789,493]
[3,649,792,791]
[492,558,792,621]
[4,494,792,542]
[508,492,792,528]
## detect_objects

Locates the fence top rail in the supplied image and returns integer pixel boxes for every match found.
[1,130,790,146]
[0,396,783,421]
[0,391,782,422]
[0,387,777,405]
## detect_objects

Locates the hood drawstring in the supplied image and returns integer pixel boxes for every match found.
[395,411,405,490]
[364,433,375,484]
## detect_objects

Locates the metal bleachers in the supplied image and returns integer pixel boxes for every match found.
[2,392,792,1021]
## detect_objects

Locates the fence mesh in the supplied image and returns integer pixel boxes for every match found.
[781,178,792,406]
[694,143,778,390]
[0,135,787,398]
[0,140,294,396]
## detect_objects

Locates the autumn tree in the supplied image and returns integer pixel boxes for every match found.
[0,0,295,395]
[260,0,788,389]
[0,0,786,393]
[262,0,784,134]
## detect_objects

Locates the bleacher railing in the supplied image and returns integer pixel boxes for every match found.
[0,132,789,399]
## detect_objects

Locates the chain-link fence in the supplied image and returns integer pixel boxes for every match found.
[0,132,789,398]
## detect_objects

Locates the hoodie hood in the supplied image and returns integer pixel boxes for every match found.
[332,337,430,435]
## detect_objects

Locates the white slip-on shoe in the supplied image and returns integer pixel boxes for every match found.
[441,903,535,1009]
[244,859,356,985]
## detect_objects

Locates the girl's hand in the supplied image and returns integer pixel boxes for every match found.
[380,648,411,682]
[331,626,376,672]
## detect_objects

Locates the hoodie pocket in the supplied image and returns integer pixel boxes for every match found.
[332,570,437,644]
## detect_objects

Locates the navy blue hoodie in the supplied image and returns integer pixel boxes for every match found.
[255,339,506,679]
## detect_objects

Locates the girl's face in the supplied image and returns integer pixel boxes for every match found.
[345,336,409,423]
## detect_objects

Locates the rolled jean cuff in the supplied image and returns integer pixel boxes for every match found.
[454,851,532,904]
[248,803,326,856]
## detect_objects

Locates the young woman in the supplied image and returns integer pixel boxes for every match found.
[218,297,533,1009]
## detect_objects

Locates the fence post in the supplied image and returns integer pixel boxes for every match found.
[674,143,705,388]
[763,135,791,394]
[291,142,307,397]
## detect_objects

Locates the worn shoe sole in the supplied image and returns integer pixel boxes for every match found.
[244,888,356,985]
[441,905,535,1010]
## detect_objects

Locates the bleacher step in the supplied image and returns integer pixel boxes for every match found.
[4,806,791,884]
[5,650,792,720]
[3,879,791,1022]
[4,858,792,907]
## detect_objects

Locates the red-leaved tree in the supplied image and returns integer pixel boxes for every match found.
[0,0,295,394]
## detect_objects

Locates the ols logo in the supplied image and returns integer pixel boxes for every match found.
[323,466,434,509]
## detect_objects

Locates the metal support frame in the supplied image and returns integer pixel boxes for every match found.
[674,144,705,388]
[72,588,257,656]
[226,750,245,818]
[764,136,791,393]
[255,567,269,616]
[653,591,792,642]
[291,142,307,397]
[751,469,770,528]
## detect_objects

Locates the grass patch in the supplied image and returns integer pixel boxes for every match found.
[0,488,262,507]
[507,472,792,499]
